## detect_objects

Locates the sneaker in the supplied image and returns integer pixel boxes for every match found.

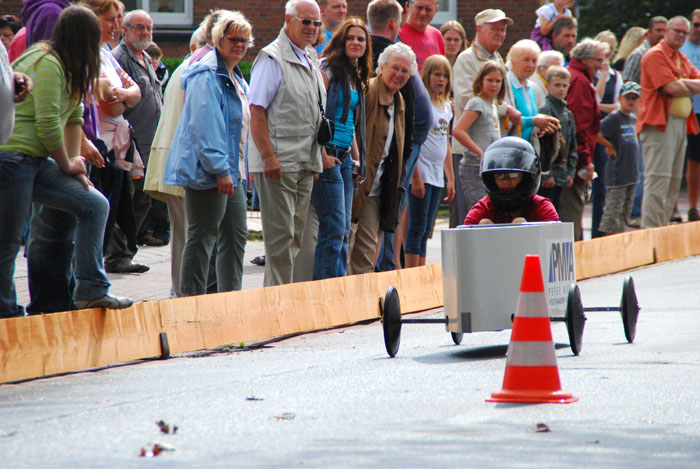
[688,208,700,222]
[105,261,150,273]
[627,217,641,228]
[74,294,133,310]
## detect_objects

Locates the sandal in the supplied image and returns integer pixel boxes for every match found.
[251,255,265,266]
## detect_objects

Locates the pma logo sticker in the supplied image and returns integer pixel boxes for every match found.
[549,240,574,283]
[545,239,575,310]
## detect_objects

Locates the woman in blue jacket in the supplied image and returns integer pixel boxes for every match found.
[163,10,251,296]
[313,17,369,280]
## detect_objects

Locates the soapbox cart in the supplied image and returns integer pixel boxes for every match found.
[380,222,640,357]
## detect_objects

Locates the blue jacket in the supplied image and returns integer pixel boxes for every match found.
[163,49,247,190]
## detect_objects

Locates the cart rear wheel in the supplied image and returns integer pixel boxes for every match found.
[621,276,639,343]
[382,286,402,357]
[450,332,463,345]
[565,283,585,355]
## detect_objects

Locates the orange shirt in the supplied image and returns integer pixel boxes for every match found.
[637,40,700,135]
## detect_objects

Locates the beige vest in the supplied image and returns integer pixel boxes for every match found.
[248,28,323,173]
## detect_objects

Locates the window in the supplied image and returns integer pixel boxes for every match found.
[122,0,192,26]
[432,0,457,25]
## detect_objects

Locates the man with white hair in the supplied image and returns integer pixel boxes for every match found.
[316,0,347,53]
[248,0,325,286]
[638,16,700,228]
[532,49,565,108]
[107,9,163,273]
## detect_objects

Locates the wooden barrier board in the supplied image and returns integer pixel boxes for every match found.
[575,229,655,280]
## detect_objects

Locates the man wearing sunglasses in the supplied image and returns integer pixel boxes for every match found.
[638,16,700,229]
[680,10,700,222]
[249,0,325,286]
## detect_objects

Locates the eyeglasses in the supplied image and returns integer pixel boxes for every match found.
[224,36,249,46]
[493,172,521,180]
[669,27,689,36]
[126,24,153,33]
[294,16,322,27]
[588,57,605,63]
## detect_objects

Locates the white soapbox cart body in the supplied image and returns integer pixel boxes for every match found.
[380,222,639,357]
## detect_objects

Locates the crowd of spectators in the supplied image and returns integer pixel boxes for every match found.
[2,0,700,318]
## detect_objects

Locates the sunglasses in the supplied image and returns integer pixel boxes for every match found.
[294,16,322,27]
[694,22,700,29]
[224,36,249,46]
[493,172,521,180]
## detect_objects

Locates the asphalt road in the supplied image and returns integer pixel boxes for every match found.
[1,257,699,468]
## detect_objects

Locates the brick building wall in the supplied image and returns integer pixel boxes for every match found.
[3,1,542,61]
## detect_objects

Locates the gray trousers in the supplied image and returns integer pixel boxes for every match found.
[180,186,247,296]
[253,170,314,287]
[560,183,585,241]
[165,194,185,297]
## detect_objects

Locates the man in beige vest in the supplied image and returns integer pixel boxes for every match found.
[451,8,521,222]
[249,0,324,286]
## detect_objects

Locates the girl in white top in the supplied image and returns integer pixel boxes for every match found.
[535,0,573,37]
[405,55,455,268]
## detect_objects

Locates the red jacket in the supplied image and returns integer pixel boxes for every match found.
[566,58,600,185]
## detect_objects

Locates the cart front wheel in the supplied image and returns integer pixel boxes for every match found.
[566,283,585,355]
[450,332,463,345]
[382,286,402,357]
[621,276,639,343]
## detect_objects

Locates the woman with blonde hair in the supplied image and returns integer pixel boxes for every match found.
[612,26,645,72]
[164,11,253,295]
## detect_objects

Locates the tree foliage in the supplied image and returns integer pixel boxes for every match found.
[577,0,695,39]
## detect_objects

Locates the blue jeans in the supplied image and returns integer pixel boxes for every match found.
[406,183,442,257]
[311,154,354,279]
[0,152,111,316]
[591,143,608,238]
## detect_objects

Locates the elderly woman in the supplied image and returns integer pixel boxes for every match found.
[313,17,371,280]
[348,43,414,275]
[163,10,251,296]
[561,38,608,240]
[0,6,132,316]
[0,15,21,52]
[440,20,468,68]
[531,49,565,108]
[506,39,560,144]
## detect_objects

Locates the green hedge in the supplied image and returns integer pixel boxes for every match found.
[161,57,252,83]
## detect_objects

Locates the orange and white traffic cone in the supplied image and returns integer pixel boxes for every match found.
[487,255,578,404]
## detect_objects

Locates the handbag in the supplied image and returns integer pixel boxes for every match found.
[316,84,335,146]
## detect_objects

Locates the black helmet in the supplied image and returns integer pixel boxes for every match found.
[480,137,541,212]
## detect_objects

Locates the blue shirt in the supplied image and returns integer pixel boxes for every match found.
[680,40,700,112]
[328,86,359,150]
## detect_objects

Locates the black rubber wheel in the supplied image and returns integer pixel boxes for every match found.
[450,332,464,345]
[382,286,402,357]
[565,283,586,355]
[620,275,639,343]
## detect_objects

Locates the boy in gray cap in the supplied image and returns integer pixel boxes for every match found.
[597,81,642,235]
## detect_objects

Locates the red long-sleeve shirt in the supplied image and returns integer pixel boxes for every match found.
[566,58,600,185]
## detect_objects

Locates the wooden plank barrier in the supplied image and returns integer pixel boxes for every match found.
[0,301,162,383]
[574,229,655,280]
[3,221,700,384]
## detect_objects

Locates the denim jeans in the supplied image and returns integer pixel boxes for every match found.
[0,151,111,316]
[406,183,442,257]
[591,143,608,238]
[311,154,354,279]
[631,144,644,218]
[180,185,247,296]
